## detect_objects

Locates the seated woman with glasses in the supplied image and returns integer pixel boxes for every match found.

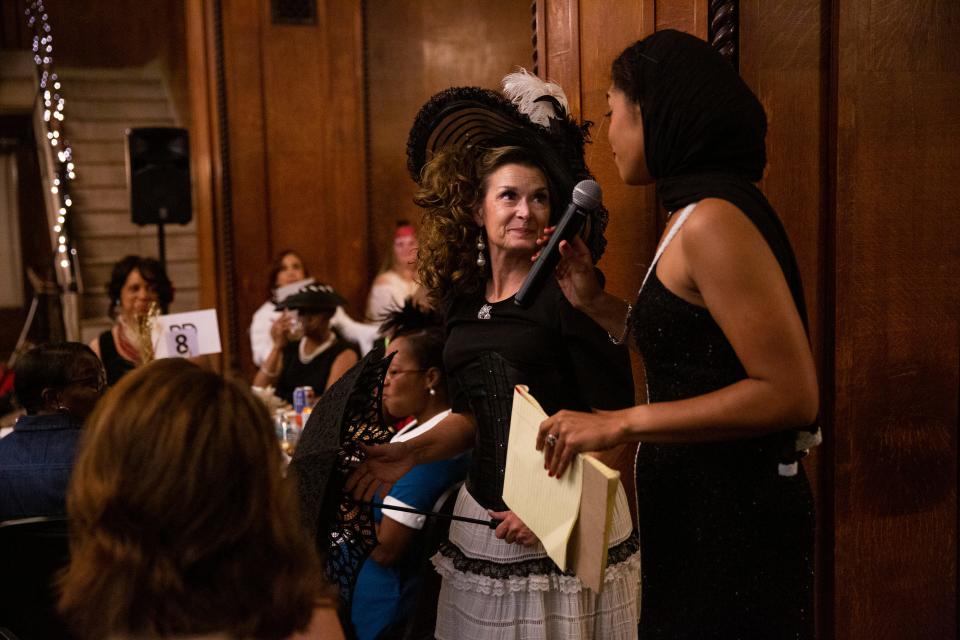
[0,342,105,521]
[350,303,469,640]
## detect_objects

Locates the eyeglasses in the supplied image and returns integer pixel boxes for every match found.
[385,368,427,379]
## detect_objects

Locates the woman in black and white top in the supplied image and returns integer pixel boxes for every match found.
[253,282,359,405]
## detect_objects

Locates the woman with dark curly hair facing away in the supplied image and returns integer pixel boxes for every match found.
[87,255,174,386]
[58,359,343,640]
[349,72,640,639]
[537,31,819,638]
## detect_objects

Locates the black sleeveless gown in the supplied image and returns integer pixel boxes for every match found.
[632,271,814,639]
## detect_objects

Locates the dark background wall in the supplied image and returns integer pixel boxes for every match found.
[1,0,189,124]
[186,0,371,373]
[541,1,958,638]
[830,2,958,637]
[364,0,532,280]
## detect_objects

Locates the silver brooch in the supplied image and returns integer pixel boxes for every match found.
[477,304,492,320]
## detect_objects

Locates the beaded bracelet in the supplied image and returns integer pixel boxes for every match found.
[608,303,633,345]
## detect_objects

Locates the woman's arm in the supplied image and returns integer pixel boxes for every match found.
[252,345,283,387]
[347,412,476,501]
[539,200,818,476]
[252,313,290,387]
[368,517,418,567]
[550,234,633,338]
[330,307,379,355]
[249,302,278,366]
[293,606,345,640]
[324,348,358,391]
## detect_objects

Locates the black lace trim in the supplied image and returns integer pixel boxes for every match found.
[436,531,639,579]
[291,350,397,610]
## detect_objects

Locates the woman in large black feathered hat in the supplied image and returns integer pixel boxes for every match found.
[349,70,641,639]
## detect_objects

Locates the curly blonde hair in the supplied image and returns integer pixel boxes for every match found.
[415,145,558,305]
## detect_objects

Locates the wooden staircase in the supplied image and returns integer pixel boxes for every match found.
[56,63,199,344]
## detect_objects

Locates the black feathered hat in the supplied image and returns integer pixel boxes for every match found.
[406,69,609,263]
[377,298,440,338]
[276,282,345,312]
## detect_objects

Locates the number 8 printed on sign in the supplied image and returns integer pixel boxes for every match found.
[166,323,200,358]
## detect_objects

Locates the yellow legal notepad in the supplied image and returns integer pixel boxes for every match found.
[502,385,621,593]
[568,454,620,593]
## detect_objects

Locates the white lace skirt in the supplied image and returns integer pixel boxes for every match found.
[432,484,641,640]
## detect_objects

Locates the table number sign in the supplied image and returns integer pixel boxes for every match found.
[166,322,199,356]
[152,309,222,358]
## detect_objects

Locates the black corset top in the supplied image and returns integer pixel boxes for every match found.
[452,351,568,511]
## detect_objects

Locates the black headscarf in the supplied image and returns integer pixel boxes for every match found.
[613,30,809,328]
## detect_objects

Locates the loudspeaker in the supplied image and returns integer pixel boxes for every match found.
[125,127,192,225]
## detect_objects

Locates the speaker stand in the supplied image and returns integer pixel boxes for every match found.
[157,222,166,269]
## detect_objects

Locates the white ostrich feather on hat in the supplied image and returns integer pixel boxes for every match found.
[502,68,568,128]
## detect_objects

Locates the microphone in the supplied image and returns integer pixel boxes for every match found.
[514,179,602,307]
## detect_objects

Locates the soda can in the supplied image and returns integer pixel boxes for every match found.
[293,386,313,414]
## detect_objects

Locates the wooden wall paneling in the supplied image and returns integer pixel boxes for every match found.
[541,0,581,116]
[654,0,708,39]
[260,2,360,303]
[185,0,225,370]
[833,1,960,638]
[35,0,178,69]
[315,0,367,314]
[576,0,655,308]
[196,0,533,373]
[364,0,531,318]
[363,0,420,289]
[413,2,532,95]
[570,0,656,521]
[738,1,830,634]
[219,0,272,374]
[740,1,826,406]
[534,0,546,77]
[161,5,191,127]
[0,0,30,50]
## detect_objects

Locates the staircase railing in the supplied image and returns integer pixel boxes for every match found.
[24,0,82,340]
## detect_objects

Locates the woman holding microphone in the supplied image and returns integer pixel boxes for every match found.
[538,30,819,639]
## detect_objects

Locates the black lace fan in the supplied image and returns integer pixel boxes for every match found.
[290,349,497,613]
[289,350,396,608]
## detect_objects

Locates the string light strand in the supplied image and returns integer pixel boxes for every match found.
[25,1,79,278]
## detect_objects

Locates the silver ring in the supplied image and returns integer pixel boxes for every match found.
[545,433,558,447]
